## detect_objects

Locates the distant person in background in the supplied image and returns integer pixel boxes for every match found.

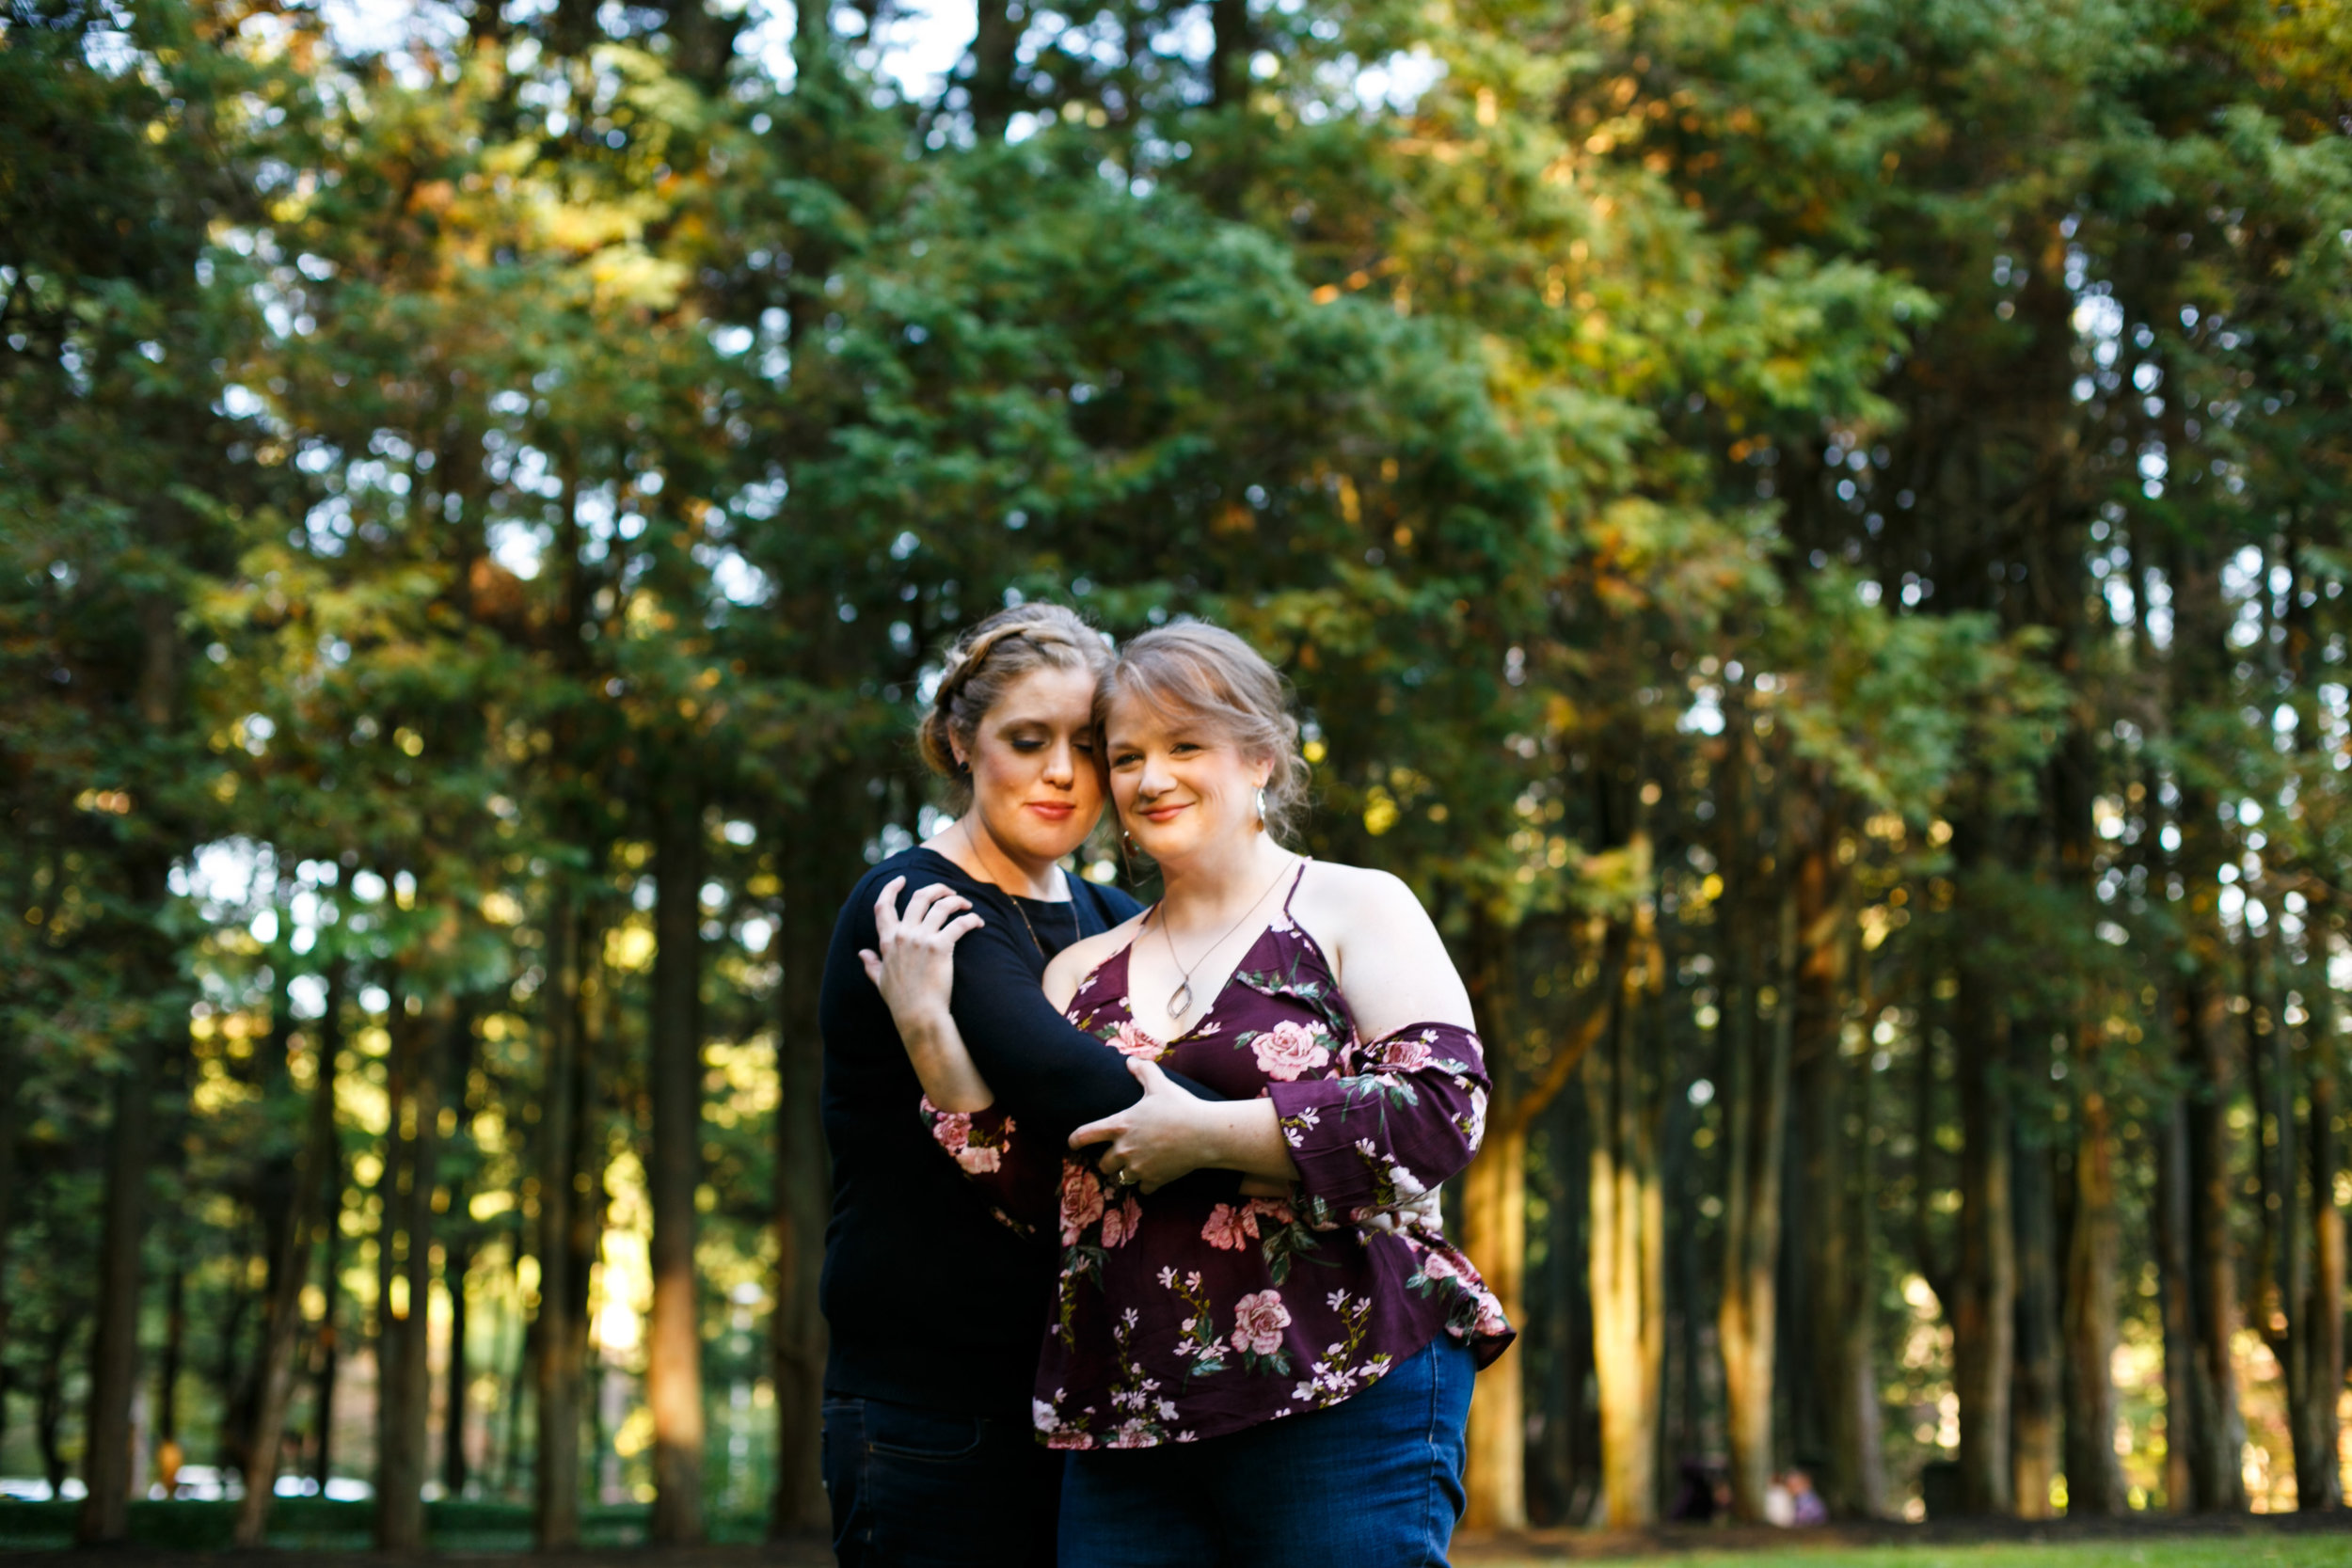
[820,604,1200,1568]
[1785,1467,1827,1526]
[865,620,1514,1567]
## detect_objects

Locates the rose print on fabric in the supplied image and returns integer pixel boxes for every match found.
[1107,1020,1163,1060]
[1201,1203,1260,1251]
[1059,1164,1106,1246]
[1248,1020,1331,1081]
[1101,1192,1144,1249]
[1229,1289,1293,1369]
[930,1110,973,1154]
[1376,1032,1436,1074]
[915,1098,1036,1235]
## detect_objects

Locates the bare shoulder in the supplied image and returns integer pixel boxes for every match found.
[1042,911,1149,1008]
[1291,861,1435,938]
[1289,860,1471,1035]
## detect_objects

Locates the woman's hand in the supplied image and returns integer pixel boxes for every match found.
[859,877,981,1024]
[1071,1059,1299,1195]
[861,877,994,1112]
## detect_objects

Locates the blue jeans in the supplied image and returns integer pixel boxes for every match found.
[1057,1336,1474,1567]
[823,1394,1062,1567]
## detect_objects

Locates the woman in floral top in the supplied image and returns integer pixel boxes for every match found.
[862,620,1511,1566]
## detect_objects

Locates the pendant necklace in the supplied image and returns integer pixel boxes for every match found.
[961,815,1084,958]
[1153,854,1300,1024]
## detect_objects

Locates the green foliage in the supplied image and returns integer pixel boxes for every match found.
[6,0,2350,1527]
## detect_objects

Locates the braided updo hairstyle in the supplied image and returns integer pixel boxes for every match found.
[919,603,1115,813]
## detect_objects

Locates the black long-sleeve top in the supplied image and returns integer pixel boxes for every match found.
[819,846,1200,1417]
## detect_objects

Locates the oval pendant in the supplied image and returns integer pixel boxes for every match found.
[1168,981,1193,1020]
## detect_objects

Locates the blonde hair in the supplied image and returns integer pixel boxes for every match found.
[919,604,1114,812]
[1102,620,1309,843]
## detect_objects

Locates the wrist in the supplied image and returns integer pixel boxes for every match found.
[1200,1102,1256,1170]
[898,1004,954,1051]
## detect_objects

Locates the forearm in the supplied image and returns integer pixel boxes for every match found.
[951,922,1232,1134]
[898,1007,995,1114]
[1188,1100,1299,1184]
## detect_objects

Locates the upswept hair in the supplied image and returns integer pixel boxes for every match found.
[1101,620,1309,844]
[918,603,1114,813]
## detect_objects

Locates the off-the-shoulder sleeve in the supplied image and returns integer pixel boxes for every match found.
[1262,1022,1489,1224]
[918,1097,1059,1240]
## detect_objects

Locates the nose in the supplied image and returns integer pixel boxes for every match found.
[1042,736,1076,787]
[1135,751,1175,800]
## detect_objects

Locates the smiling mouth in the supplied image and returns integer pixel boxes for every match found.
[1138,802,1188,823]
[1027,801,1075,817]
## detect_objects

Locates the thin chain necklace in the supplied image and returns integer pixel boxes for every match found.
[1151,853,1300,1025]
[959,815,1084,958]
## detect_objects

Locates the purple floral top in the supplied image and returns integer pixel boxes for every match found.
[920,867,1513,1449]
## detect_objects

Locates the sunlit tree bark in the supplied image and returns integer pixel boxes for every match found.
[77,852,172,1545]
[533,896,585,1549]
[648,778,707,1544]
[2060,1028,2124,1517]
[1586,873,1664,1528]
[1950,936,2014,1515]
[235,964,343,1544]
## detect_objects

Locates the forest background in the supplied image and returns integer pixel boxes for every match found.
[7,0,2352,1548]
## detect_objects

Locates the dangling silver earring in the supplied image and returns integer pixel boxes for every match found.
[1255,785,1266,827]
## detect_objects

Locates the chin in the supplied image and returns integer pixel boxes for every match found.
[1129,822,1225,863]
[1004,817,1096,864]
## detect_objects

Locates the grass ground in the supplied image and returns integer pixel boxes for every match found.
[1459,1514,2352,1568]
[1,1503,2345,1563]
[1471,1544,2352,1568]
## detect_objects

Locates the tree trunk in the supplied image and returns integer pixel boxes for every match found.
[2059,1042,2124,1516]
[157,1257,187,1477]
[967,0,1022,138]
[1720,879,1794,1523]
[2010,1024,2060,1519]
[2154,1088,2201,1511]
[0,1041,20,1370]
[1950,963,2014,1515]
[39,1317,74,1497]
[76,896,167,1544]
[441,1000,479,1504]
[1461,913,1613,1532]
[237,955,300,1470]
[444,1236,473,1499]
[1587,906,1663,1528]
[769,878,832,1537]
[1531,1084,1597,1525]
[2178,979,2248,1511]
[650,781,707,1544]
[535,894,585,1550]
[234,969,343,1544]
[376,996,448,1551]
[1461,1127,1528,1529]
[1208,0,1249,108]
[2294,1003,2343,1510]
[1792,837,1880,1518]
[313,1229,342,1491]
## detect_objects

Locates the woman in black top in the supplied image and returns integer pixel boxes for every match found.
[819,605,1225,1566]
